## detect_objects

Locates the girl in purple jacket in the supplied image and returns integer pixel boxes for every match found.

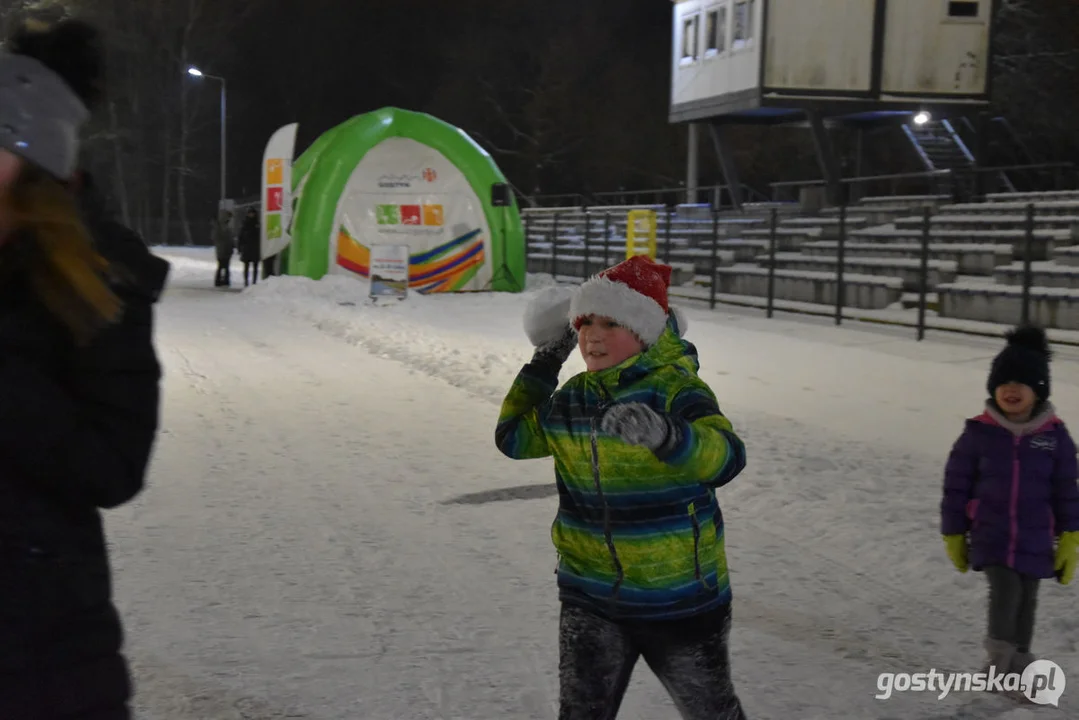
[941,325,1079,676]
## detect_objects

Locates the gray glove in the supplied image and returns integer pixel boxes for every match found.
[601,403,678,452]
[531,324,577,370]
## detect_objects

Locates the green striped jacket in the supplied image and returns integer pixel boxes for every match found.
[496,321,746,620]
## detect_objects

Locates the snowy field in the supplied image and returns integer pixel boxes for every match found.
[111,246,1079,719]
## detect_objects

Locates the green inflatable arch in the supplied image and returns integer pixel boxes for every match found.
[286,107,525,293]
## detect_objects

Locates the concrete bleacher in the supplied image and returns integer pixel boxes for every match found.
[527,240,726,281]
[820,195,952,224]
[942,200,1079,217]
[757,252,958,291]
[892,214,1079,235]
[986,190,1079,203]
[849,227,1068,261]
[930,191,1079,328]
[993,262,1079,288]
[521,189,1079,327]
[937,285,1079,329]
[711,267,903,309]
[859,194,953,206]
[528,252,698,286]
[1050,246,1079,266]
[800,241,1010,275]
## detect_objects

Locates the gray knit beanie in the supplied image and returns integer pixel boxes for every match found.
[0,24,93,180]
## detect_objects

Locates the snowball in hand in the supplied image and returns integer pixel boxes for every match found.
[523,286,575,347]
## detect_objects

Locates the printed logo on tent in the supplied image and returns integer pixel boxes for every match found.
[266,214,283,239]
[266,186,284,212]
[376,204,444,227]
[266,159,284,185]
[423,204,444,226]
[264,157,287,241]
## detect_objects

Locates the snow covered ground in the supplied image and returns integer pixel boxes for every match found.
[112,246,1079,719]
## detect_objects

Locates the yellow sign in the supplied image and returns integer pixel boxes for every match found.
[266,158,284,185]
[625,210,657,260]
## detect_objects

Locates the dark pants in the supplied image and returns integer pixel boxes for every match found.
[558,602,746,720]
[986,565,1040,652]
[215,259,230,287]
[243,261,259,286]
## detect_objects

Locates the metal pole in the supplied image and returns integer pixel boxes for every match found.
[1021,202,1035,325]
[664,206,672,264]
[767,208,778,318]
[687,123,699,204]
[551,212,560,282]
[917,207,932,340]
[523,213,531,267]
[583,210,592,279]
[603,212,611,269]
[220,79,227,205]
[835,202,846,325]
[709,207,719,310]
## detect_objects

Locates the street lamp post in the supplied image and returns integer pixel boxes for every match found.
[187,67,227,207]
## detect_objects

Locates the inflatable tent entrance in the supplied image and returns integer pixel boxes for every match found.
[285,107,525,293]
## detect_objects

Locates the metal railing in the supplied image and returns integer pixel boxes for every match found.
[770,169,953,204]
[523,200,1079,342]
[958,162,1078,197]
[768,163,1078,205]
[525,183,770,210]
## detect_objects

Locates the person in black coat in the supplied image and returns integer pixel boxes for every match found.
[0,20,168,720]
[239,207,261,286]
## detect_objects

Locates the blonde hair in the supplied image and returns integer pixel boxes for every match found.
[2,165,121,344]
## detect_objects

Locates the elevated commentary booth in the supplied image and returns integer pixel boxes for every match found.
[669,0,999,208]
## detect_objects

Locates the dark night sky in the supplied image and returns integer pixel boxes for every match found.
[200,0,674,199]
[155,0,1078,220]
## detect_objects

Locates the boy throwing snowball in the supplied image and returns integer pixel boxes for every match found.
[496,256,748,720]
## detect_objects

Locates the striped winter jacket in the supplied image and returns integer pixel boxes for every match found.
[496,322,746,621]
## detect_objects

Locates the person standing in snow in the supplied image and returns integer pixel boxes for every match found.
[0,19,169,719]
[496,255,748,719]
[212,208,234,287]
[941,325,1079,682]
[238,206,261,286]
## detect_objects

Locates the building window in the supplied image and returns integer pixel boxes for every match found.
[705,4,728,56]
[733,0,755,48]
[681,13,700,65]
[947,1,979,18]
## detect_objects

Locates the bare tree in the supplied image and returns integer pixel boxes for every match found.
[991,0,1079,159]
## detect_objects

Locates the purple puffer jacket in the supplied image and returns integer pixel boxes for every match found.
[941,402,1079,579]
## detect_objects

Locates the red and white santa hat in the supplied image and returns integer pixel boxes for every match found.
[569,255,686,345]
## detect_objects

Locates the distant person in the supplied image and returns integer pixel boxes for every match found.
[238,206,261,286]
[212,208,233,286]
[497,256,748,719]
[942,325,1079,696]
[0,18,169,720]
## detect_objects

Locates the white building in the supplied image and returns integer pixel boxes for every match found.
[669,0,998,206]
